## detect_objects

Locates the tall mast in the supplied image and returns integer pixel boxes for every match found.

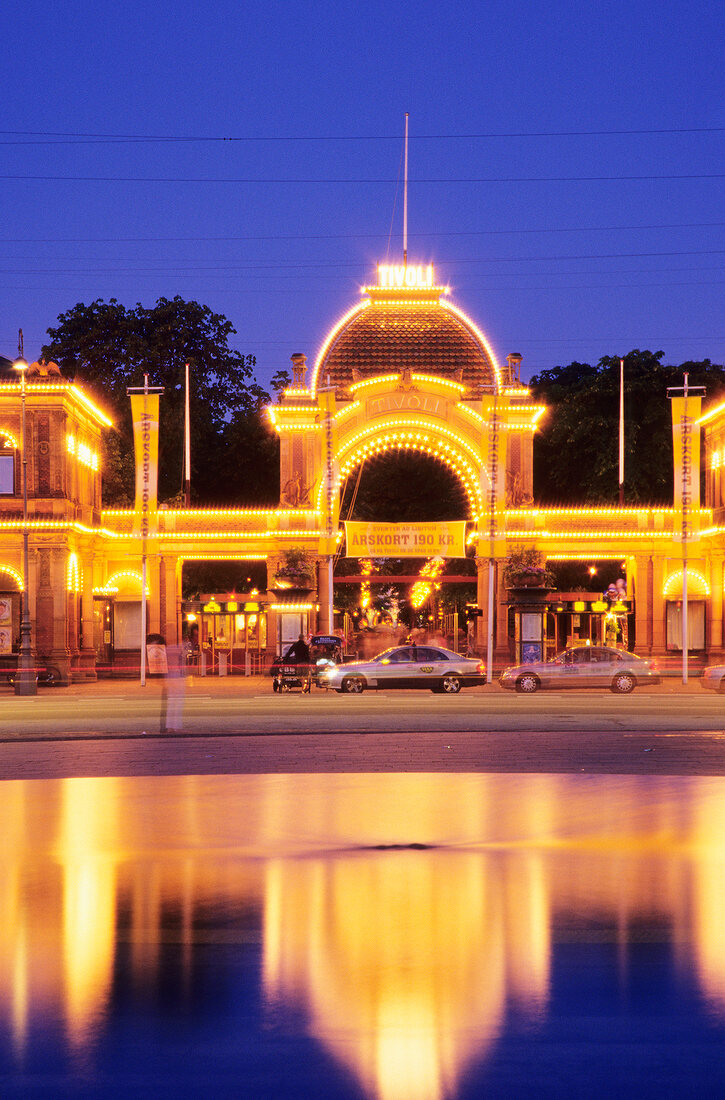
[403,112,409,266]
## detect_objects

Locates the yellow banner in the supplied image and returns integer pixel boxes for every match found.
[131,393,160,538]
[671,395,702,537]
[344,521,466,558]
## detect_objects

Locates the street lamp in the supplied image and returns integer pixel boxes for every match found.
[13,356,37,696]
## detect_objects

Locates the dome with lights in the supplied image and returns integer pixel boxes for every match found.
[310,265,502,395]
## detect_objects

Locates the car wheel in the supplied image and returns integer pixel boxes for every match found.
[611,673,635,694]
[440,674,462,695]
[515,673,540,694]
[342,676,365,694]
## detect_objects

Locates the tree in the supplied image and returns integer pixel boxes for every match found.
[530,351,725,504]
[41,296,276,504]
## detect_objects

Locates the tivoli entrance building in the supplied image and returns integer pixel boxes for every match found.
[1,263,723,682]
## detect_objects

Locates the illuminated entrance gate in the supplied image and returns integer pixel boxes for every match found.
[271,264,544,650]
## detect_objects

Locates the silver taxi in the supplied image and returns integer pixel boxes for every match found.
[500,645,660,694]
[318,644,485,694]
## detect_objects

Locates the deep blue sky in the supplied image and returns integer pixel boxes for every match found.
[3,0,723,389]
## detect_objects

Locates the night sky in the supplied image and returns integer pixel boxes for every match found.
[3,0,723,389]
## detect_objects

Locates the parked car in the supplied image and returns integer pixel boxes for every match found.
[499,645,660,694]
[317,644,486,694]
[0,654,62,686]
[701,664,725,692]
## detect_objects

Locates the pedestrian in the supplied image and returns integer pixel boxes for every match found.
[161,642,187,733]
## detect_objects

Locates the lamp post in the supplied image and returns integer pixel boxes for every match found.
[13,356,37,696]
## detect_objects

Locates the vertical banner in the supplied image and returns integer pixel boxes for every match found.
[131,393,160,538]
[671,395,702,535]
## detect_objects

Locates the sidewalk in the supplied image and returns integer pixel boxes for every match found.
[0,672,711,697]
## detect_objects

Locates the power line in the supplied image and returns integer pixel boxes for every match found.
[1,221,721,244]
[2,172,723,184]
[1,125,723,143]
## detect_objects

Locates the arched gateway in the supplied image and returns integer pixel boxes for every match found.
[271,266,543,642]
[1,262,717,681]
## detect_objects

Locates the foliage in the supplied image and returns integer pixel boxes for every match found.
[41,296,277,505]
[503,545,554,588]
[530,351,725,504]
[275,546,314,581]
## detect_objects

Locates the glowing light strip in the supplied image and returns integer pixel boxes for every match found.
[0,427,19,449]
[269,602,314,611]
[177,554,267,561]
[338,416,484,468]
[545,553,630,561]
[103,508,319,518]
[504,507,689,517]
[504,529,674,538]
[663,569,711,597]
[411,373,466,393]
[66,552,82,593]
[0,381,113,426]
[66,434,99,470]
[310,299,369,395]
[698,401,725,426]
[349,374,400,393]
[105,569,149,595]
[160,529,317,539]
[282,388,311,397]
[440,299,502,392]
[333,401,361,422]
[0,563,24,590]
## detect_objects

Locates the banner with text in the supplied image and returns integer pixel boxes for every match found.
[344,521,466,558]
[131,393,160,539]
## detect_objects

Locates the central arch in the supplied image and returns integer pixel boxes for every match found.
[321,415,488,522]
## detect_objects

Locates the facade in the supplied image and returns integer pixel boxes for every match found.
[0,265,720,681]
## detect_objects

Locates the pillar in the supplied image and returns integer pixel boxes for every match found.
[475,556,490,653]
[50,547,71,685]
[651,555,667,655]
[708,554,724,662]
[148,554,162,635]
[76,552,98,680]
[317,556,332,634]
[160,556,180,645]
[634,554,652,656]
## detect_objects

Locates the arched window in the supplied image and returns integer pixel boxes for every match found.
[0,430,18,495]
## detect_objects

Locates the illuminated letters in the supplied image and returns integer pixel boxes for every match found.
[378,264,435,289]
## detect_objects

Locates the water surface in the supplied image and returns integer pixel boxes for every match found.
[2,773,725,1097]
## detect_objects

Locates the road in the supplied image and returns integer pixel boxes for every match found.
[0,678,724,780]
[0,679,723,738]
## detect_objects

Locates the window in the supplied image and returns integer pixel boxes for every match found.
[0,452,14,495]
[386,647,415,663]
[415,647,448,662]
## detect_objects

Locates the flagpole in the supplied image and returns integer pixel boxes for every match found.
[403,112,409,267]
[184,361,191,507]
[619,358,624,505]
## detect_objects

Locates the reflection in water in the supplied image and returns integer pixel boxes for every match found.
[0,773,725,1096]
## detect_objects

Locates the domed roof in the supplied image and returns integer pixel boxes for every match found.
[312,286,500,394]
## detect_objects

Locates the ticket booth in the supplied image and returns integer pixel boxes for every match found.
[183,597,268,675]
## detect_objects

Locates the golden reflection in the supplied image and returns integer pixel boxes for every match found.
[1,774,725,1096]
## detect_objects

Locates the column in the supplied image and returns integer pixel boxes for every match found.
[475,556,490,653]
[633,554,652,656]
[160,556,180,646]
[317,556,331,634]
[148,554,162,635]
[651,555,667,655]
[51,547,71,685]
[77,553,98,680]
[708,554,724,662]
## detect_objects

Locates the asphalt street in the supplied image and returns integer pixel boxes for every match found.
[0,678,723,781]
[0,678,723,738]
